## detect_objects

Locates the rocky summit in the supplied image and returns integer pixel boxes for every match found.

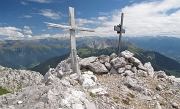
[0,50,180,109]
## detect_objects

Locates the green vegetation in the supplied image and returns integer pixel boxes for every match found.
[89,92,96,98]
[0,86,10,95]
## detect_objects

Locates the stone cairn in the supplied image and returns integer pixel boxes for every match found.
[0,50,180,109]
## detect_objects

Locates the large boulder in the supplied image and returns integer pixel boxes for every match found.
[110,57,127,69]
[79,57,97,68]
[88,61,108,74]
[123,76,143,92]
[144,62,154,77]
[121,50,134,59]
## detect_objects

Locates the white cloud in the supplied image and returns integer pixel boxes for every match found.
[78,0,180,37]
[75,18,100,27]
[97,17,108,21]
[21,1,28,5]
[39,9,61,20]
[20,15,32,18]
[28,0,52,3]
[0,27,24,37]
[23,26,33,35]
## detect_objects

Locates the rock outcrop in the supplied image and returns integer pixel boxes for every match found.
[0,50,180,109]
[0,66,43,93]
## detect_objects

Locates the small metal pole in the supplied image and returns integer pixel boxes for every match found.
[118,13,124,57]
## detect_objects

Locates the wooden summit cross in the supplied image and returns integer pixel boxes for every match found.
[44,7,94,79]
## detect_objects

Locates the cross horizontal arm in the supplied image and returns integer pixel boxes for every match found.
[44,22,95,32]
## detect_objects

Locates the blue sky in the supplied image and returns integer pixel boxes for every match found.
[0,0,180,40]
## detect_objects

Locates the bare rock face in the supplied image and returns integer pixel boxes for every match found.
[0,66,43,93]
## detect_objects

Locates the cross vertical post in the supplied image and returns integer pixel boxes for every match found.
[44,7,95,79]
[69,7,80,79]
[114,13,125,57]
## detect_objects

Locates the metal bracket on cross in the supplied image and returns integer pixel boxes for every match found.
[114,24,125,34]
[44,7,95,79]
[114,13,125,57]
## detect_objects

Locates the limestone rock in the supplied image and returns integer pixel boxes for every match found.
[110,53,117,60]
[171,102,179,109]
[156,101,162,109]
[137,70,148,77]
[131,67,137,73]
[129,57,141,65]
[123,76,143,92]
[110,57,127,69]
[144,62,154,77]
[99,55,110,63]
[156,84,164,91]
[138,64,148,71]
[79,56,97,67]
[154,71,167,79]
[118,67,125,74]
[104,62,112,71]
[88,61,108,74]
[79,71,97,88]
[121,50,134,59]
[124,70,134,76]
[125,65,132,70]
[55,59,71,72]
[89,87,108,96]
[0,66,43,93]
